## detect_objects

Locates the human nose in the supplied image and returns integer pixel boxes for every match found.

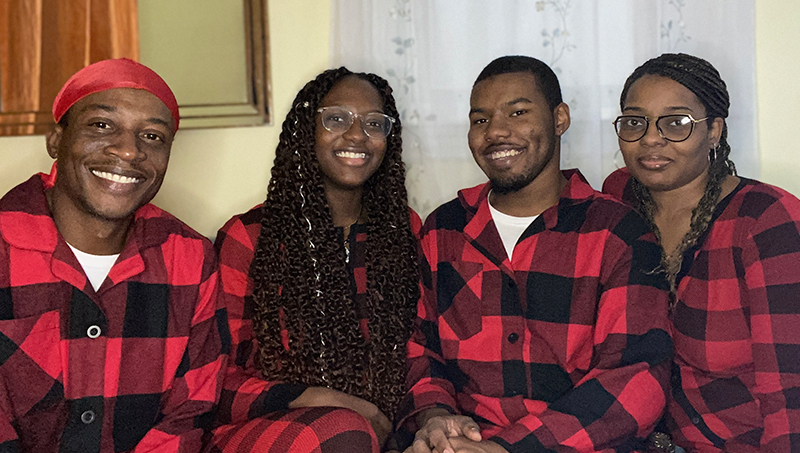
[107,131,145,162]
[639,118,666,146]
[484,115,511,141]
[341,115,368,141]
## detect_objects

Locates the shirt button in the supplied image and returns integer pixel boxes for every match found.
[507,333,519,343]
[692,416,701,425]
[81,410,96,424]
[86,325,102,339]
[507,280,516,288]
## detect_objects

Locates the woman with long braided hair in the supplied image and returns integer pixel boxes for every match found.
[208,68,420,453]
[604,53,800,452]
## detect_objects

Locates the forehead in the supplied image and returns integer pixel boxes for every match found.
[69,88,174,126]
[470,72,546,107]
[623,75,704,112]
[320,76,383,110]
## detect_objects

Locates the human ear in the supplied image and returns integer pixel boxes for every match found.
[554,102,571,136]
[708,117,724,145]
[45,125,64,159]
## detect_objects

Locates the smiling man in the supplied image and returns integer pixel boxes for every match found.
[0,59,226,452]
[395,56,674,453]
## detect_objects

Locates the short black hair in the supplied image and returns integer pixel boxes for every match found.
[474,55,563,110]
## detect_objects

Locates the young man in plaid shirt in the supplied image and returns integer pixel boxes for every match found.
[396,56,674,453]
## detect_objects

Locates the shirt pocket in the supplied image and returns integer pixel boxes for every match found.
[0,310,63,418]
[437,261,484,340]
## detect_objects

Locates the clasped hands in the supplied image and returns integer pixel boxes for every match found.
[397,408,508,453]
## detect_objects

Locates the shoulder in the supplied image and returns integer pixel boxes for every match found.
[600,168,640,209]
[215,205,264,252]
[729,178,800,220]
[135,205,217,262]
[421,183,488,236]
[720,179,800,253]
[408,207,423,238]
[559,171,652,243]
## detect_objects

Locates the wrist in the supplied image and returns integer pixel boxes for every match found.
[416,407,452,428]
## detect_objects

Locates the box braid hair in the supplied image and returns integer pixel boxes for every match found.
[247,67,419,416]
[619,53,737,294]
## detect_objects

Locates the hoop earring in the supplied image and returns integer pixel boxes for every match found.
[709,143,719,163]
[614,149,626,170]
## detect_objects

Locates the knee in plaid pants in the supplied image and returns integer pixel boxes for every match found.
[205,406,379,453]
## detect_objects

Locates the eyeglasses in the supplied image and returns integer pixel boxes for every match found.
[613,114,708,143]
[317,107,395,138]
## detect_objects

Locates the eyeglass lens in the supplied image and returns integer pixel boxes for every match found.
[319,107,393,138]
[615,115,697,142]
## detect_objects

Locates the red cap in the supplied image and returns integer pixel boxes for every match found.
[52,58,180,130]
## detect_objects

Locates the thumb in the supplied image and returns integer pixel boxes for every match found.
[464,424,482,441]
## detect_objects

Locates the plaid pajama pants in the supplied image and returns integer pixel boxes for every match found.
[205,406,379,453]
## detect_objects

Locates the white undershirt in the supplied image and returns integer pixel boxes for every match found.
[488,196,539,260]
[68,244,119,291]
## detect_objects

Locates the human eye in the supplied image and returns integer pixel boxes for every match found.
[323,108,350,123]
[141,132,164,142]
[90,121,111,130]
[624,117,644,127]
[470,115,487,125]
[669,115,691,127]
[510,109,528,117]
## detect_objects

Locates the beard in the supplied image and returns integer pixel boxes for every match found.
[490,171,539,195]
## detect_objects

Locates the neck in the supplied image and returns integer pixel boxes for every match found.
[46,190,132,255]
[324,184,364,228]
[489,158,566,217]
[649,171,709,216]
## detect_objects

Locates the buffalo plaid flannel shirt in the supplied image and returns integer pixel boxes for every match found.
[214,206,423,425]
[397,170,673,453]
[604,169,800,452]
[0,172,227,452]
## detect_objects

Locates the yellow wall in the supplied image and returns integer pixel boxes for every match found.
[0,1,330,238]
[1,3,798,238]
[756,0,800,196]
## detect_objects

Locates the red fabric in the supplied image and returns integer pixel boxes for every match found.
[604,169,800,452]
[397,170,673,452]
[212,206,422,427]
[204,406,378,453]
[52,58,180,130]
[0,172,224,452]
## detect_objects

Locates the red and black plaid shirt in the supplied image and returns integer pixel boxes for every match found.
[213,206,422,423]
[604,169,800,452]
[397,170,673,453]
[0,172,226,452]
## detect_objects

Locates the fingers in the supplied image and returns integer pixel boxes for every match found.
[411,437,433,453]
[462,421,482,442]
[429,428,455,453]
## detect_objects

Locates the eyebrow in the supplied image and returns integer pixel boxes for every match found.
[82,104,172,128]
[147,117,172,128]
[469,97,534,115]
[84,104,116,113]
[623,105,696,113]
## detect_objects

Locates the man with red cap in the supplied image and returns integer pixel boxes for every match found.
[0,59,222,452]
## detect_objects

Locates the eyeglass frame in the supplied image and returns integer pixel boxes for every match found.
[612,113,709,143]
[316,106,396,138]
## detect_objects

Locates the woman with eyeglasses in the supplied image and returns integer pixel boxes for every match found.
[604,53,800,452]
[207,68,420,453]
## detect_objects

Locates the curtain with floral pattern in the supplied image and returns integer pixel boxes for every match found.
[331,0,756,218]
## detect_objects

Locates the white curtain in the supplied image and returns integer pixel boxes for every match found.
[331,0,757,218]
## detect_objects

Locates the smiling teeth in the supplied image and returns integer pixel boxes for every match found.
[491,149,521,159]
[92,170,140,184]
[336,151,367,159]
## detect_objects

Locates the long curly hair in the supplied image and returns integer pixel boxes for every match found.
[620,53,737,293]
[248,67,419,416]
